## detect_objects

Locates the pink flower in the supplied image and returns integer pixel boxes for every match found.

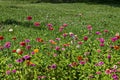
[62,48,65,51]
[97,49,101,53]
[6,70,11,75]
[27,16,32,21]
[47,23,53,27]
[63,23,68,27]
[87,25,92,30]
[100,43,104,47]
[78,41,83,45]
[59,26,64,32]
[104,29,109,33]
[53,53,57,57]
[34,22,40,27]
[105,69,111,74]
[4,42,11,48]
[63,33,68,37]
[96,71,101,75]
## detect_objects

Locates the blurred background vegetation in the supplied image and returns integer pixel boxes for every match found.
[1,0,120,3]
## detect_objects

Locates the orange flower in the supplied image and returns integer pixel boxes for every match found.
[34,49,39,53]
[36,38,44,42]
[26,60,33,66]
[51,41,56,45]
[77,56,83,61]
[63,43,70,47]
[114,45,120,50]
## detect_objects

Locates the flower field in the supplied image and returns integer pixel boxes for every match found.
[0,1,120,80]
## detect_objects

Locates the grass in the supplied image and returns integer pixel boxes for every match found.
[0,1,120,80]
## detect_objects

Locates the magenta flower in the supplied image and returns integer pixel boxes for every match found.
[25,39,30,43]
[96,31,101,35]
[112,74,119,80]
[31,51,35,55]
[63,33,68,37]
[12,69,16,73]
[6,70,11,75]
[23,55,30,60]
[111,37,118,42]
[98,61,104,66]
[55,46,60,51]
[51,64,57,69]
[16,58,23,63]
[34,22,40,27]
[26,45,31,50]
[107,54,111,59]
[79,61,86,65]
[4,42,11,48]
[99,38,105,43]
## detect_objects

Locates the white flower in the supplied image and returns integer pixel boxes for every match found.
[9,28,13,32]
[113,65,118,69]
[16,49,21,53]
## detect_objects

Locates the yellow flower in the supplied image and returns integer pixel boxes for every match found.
[34,49,39,53]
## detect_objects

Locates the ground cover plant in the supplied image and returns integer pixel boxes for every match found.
[0,1,120,80]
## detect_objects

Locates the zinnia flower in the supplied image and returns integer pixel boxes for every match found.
[105,69,111,74]
[34,22,40,27]
[83,36,88,41]
[0,36,4,40]
[34,49,39,53]
[51,64,57,69]
[87,25,92,30]
[6,70,11,75]
[63,23,68,27]
[4,42,11,48]
[20,41,26,47]
[16,58,23,63]
[27,16,32,21]
[12,69,16,73]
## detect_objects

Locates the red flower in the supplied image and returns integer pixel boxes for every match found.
[49,27,54,30]
[0,36,4,40]
[18,51,23,55]
[12,50,16,53]
[84,36,88,41]
[36,38,43,42]
[20,41,26,47]
[34,22,40,27]
[27,16,32,21]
